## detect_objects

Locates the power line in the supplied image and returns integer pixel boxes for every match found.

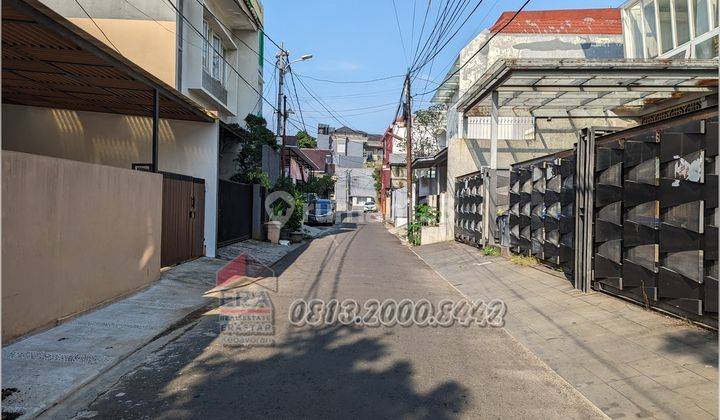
[190,0,280,71]
[74,0,121,52]
[413,0,487,74]
[293,73,356,129]
[288,70,307,132]
[292,73,406,84]
[413,0,532,97]
[392,0,410,67]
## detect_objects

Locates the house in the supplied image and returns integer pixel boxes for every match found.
[379,119,410,226]
[0,0,201,341]
[317,124,382,211]
[430,8,632,242]
[443,7,717,247]
[621,0,719,59]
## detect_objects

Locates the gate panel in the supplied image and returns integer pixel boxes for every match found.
[454,172,483,246]
[217,180,253,246]
[161,173,205,267]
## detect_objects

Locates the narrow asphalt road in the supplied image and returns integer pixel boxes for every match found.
[71,216,605,419]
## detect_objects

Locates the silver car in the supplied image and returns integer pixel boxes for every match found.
[307,199,335,225]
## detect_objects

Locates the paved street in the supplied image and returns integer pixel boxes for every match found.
[68,217,605,419]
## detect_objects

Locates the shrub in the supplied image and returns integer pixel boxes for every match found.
[482,246,501,256]
[510,254,538,266]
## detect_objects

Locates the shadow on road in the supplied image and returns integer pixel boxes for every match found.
[88,322,470,419]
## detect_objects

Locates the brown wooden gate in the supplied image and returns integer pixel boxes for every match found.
[161,172,205,267]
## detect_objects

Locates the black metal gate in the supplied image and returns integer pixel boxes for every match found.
[454,171,483,246]
[217,180,253,246]
[509,152,576,276]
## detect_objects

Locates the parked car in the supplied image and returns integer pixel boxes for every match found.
[363,199,377,212]
[307,199,336,225]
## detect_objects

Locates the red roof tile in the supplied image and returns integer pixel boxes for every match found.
[489,8,622,35]
[299,148,332,172]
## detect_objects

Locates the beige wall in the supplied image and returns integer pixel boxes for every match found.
[1,104,220,257]
[68,17,177,87]
[2,151,162,342]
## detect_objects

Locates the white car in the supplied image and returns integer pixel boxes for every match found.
[363,200,377,212]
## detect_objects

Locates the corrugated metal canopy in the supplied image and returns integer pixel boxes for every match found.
[2,0,214,122]
[457,59,718,117]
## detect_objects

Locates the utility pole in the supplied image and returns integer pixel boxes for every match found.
[275,43,287,139]
[404,74,413,225]
[276,44,288,179]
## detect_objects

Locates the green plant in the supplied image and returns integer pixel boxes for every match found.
[295,130,317,148]
[372,167,382,196]
[482,246,501,256]
[225,114,278,185]
[414,203,438,226]
[302,174,335,197]
[407,221,422,246]
[407,203,440,246]
[270,178,305,231]
[510,254,538,266]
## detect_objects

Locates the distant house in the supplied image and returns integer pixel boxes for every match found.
[315,124,383,210]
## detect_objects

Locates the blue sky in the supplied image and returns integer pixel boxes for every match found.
[261,0,622,135]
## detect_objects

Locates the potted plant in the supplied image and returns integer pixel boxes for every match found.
[266,202,284,244]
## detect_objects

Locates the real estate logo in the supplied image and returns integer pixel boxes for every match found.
[214,253,277,347]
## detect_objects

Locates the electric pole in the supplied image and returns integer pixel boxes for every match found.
[275,43,287,139]
[404,74,413,225]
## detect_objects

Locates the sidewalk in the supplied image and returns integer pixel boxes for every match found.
[414,241,718,419]
[1,240,302,419]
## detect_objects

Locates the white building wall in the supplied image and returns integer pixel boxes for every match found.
[1,104,220,257]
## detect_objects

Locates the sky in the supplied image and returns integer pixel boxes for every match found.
[260,0,623,135]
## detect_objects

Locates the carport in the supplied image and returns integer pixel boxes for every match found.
[455,58,719,169]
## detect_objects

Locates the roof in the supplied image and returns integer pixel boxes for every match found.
[457,58,718,118]
[285,146,320,170]
[2,0,213,122]
[489,8,622,35]
[412,147,448,169]
[299,148,331,172]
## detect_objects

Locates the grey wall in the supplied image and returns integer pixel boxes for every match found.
[262,144,281,186]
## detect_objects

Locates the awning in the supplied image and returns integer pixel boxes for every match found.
[2,0,214,122]
[285,146,319,171]
[456,58,719,118]
[412,147,448,169]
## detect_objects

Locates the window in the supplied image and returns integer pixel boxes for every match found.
[695,35,719,57]
[675,0,692,45]
[337,140,346,154]
[694,0,710,36]
[628,4,645,57]
[712,0,718,28]
[202,21,210,70]
[211,35,223,82]
[658,0,674,52]
[643,0,659,57]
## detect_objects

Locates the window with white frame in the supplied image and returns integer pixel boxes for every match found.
[337,140,346,154]
[202,20,226,84]
[622,0,719,59]
[202,21,210,70]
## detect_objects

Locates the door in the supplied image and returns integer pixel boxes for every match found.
[161,173,205,267]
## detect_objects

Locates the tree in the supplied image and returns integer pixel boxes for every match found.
[296,130,317,148]
[303,174,335,197]
[223,114,277,185]
[395,104,446,158]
